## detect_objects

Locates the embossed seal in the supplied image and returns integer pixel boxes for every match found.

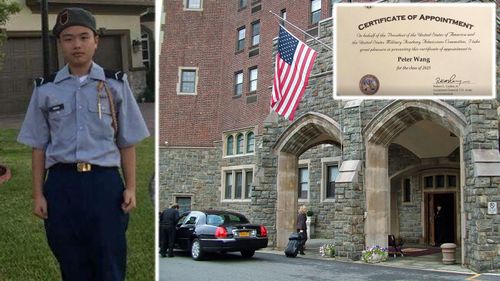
[359,74,379,95]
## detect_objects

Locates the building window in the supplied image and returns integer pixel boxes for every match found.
[225,172,233,199]
[178,67,198,95]
[224,130,255,157]
[175,196,192,214]
[236,133,244,154]
[423,173,458,190]
[298,167,309,199]
[234,71,243,96]
[311,0,321,24]
[424,176,433,189]
[239,0,247,9]
[251,21,260,46]
[235,171,243,198]
[236,27,245,52]
[222,166,254,201]
[249,67,258,92]
[326,164,338,199]
[141,32,150,68]
[280,9,286,26]
[246,132,255,153]
[403,178,411,203]
[447,175,457,187]
[185,0,202,10]
[436,175,445,188]
[245,170,253,198]
[226,135,234,156]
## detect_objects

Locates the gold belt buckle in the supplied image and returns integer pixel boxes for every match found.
[77,162,91,172]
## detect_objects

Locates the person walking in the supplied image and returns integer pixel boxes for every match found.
[296,205,308,255]
[17,7,149,281]
[160,203,180,257]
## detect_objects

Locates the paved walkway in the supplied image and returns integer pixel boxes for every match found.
[258,239,480,275]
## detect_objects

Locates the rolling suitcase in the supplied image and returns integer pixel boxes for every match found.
[284,232,301,257]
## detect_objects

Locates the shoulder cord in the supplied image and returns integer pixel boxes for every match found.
[97,81,118,139]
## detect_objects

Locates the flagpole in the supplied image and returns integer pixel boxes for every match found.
[269,10,333,51]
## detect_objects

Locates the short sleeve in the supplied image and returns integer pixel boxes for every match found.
[115,74,150,147]
[17,86,50,149]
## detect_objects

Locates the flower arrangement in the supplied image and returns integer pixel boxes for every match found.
[319,243,335,257]
[361,245,388,263]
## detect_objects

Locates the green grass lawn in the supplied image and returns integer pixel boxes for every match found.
[0,129,155,281]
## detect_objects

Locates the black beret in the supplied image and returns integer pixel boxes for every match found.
[53,8,96,37]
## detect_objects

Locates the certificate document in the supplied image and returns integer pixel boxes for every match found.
[334,3,495,99]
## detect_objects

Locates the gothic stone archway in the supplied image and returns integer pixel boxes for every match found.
[363,100,466,249]
[273,112,342,248]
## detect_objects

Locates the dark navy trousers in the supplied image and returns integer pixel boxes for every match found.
[43,165,129,281]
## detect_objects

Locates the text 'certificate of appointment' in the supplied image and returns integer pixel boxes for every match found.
[334,3,495,99]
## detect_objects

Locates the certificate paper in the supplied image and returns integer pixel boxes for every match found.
[334,4,495,99]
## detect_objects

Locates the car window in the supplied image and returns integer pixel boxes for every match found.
[206,215,224,226]
[185,216,197,225]
[176,214,188,226]
[209,213,250,224]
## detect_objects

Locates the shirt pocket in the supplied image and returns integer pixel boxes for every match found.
[87,95,115,139]
[47,100,74,141]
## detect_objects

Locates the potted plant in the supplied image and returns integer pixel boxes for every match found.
[361,245,388,263]
[0,164,11,185]
[306,210,314,239]
[319,243,335,258]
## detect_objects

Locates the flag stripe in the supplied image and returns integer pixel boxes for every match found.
[282,47,313,118]
[271,26,317,121]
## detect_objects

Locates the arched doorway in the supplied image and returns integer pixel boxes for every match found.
[363,100,466,262]
[272,112,342,248]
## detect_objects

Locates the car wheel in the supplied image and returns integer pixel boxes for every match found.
[241,250,255,258]
[191,239,204,261]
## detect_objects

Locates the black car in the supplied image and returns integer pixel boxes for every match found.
[175,210,268,260]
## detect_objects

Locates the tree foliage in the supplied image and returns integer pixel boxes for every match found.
[0,0,21,65]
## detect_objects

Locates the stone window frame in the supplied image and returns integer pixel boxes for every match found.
[321,157,340,202]
[246,132,255,153]
[421,172,458,191]
[172,193,194,213]
[183,0,203,11]
[177,67,198,95]
[221,165,254,202]
[298,159,310,202]
[223,128,255,158]
[402,177,412,204]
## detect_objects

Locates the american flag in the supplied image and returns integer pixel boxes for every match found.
[271,26,318,121]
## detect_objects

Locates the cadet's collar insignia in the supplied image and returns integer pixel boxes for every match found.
[60,10,69,26]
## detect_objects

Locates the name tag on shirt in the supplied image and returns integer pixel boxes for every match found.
[49,104,65,112]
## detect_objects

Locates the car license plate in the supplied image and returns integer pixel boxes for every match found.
[239,231,250,237]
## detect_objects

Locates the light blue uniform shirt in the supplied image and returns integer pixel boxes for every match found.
[17,62,150,168]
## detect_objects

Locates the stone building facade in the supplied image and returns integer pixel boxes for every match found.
[160,2,500,273]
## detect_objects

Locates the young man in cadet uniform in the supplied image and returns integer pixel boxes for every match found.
[17,7,149,281]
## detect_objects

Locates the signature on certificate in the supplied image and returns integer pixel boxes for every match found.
[435,74,471,87]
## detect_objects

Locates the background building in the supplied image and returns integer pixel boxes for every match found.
[0,0,154,116]
[160,0,500,272]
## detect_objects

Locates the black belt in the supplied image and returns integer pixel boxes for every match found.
[50,163,117,173]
